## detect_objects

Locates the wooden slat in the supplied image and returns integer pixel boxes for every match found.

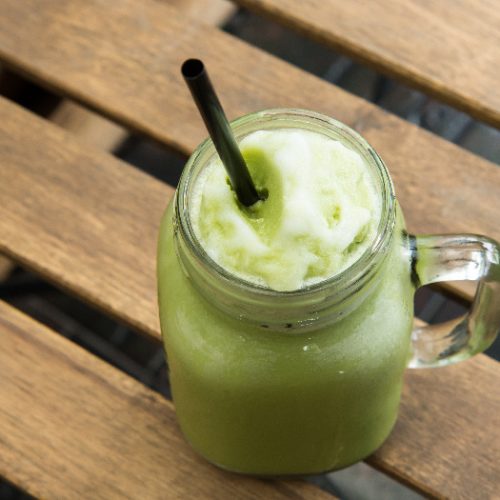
[1,97,499,499]
[0,0,235,322]
[44,0,236,152]
[0,255,14,281]
[0,67,126,283]
[49,100,127,151]
[233,0,500,128]
[0,0,498,303]
[0,95,168,337]
[168,0,236,26]
[371,351,500,499]
[0,300,331,500]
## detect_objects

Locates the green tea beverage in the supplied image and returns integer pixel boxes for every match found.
[192,129,381,291]
[157,110,500,475]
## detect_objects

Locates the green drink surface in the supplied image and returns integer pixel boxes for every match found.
[191,129,381,291]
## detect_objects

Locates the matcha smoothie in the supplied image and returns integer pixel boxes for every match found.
[192,128,381,291]
[158,109,414,474]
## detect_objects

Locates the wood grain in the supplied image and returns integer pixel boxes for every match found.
[372,354,500,499]
[44,0,236,152]
[49,100,128,151]
[0,95,170,338]
[168,0,236,26]
[0,67,126,282]
[1,97,499,498]
[233,0,500,127]
[0,255,14,281]
[0,300,332,500]
[0,0,235,313]
[0,0,498,303]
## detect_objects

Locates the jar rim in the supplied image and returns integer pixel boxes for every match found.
[176,108,395,299]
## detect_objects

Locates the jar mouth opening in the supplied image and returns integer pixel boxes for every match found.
[176,108,396,298]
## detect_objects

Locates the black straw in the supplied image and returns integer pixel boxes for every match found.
[181,59,260,207]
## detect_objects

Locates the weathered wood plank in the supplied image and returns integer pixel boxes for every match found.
[371,353,500,499]
[168,0,235,26]
[0,97,498,498]
[0,96,168,337]
[0,0,497,302]
[232,0,500,127]
[0,300,332,499]
[45,0,236,152]
[49,100,127,151]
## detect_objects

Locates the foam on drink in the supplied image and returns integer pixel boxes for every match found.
[191,128,381,291]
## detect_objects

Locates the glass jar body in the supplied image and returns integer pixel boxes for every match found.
[158,201,414,475]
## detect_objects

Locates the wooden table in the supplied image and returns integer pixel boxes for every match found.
[0,1,499,498]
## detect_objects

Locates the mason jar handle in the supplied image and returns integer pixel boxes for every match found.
[409,234,500,368]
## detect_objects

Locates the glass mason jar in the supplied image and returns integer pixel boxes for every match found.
[157,109,500,475]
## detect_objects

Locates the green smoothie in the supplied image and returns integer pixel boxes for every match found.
[157,112,414,475]
[192,129,381,291]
